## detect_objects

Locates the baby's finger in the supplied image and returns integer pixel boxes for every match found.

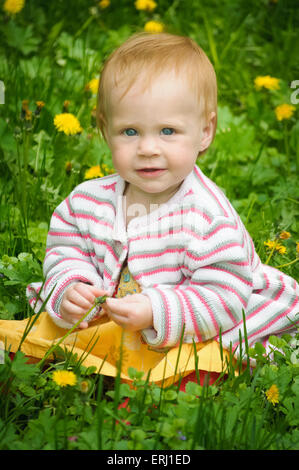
[67,289,94,310]
[88,286,110,298]
[108,312,128,328]
[105,298,129,316]
[72,283,104,304]
[61,300,90,318]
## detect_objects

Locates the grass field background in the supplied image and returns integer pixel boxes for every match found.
[0,0,298,450]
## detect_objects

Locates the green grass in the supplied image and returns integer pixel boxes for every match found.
[0,0,298,450]
[0,319,299,450]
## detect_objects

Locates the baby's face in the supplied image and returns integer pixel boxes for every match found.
[105,70,214,205]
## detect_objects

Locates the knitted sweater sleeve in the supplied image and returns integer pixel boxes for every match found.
[141,215,253,348]
[41,192,104,329]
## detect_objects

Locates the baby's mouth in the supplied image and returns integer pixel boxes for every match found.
[136,168,166,177]
[140,168,162,171]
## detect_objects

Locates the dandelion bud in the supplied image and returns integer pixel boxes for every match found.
[65,161,72,174]
[63,100,70,112]
[94,295,108,305]
[79,380,90,394]
[14,126,22,140]
[20,100,29,120]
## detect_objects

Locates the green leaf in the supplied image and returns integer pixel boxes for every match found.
[164,389,177,401]
[0,419,18,450]
[254,342,266,355]
[269,335,287,348]
[130,429,146,442]
[185,381,202,396]
[10,351,39,382]
[4,23,40,56]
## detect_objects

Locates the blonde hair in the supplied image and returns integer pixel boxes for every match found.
[97,32,217,147]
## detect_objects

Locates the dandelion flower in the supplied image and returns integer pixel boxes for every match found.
[25,109,32,121]
[52,370,77,387]
[254,75,280,91]
[35,101,45,113]
[3,0,25,14]
[296,242,299,254]
[21,100,29,111]
[135,0,157,12]
[279,231,291,240]
[35,101,45,117]
[86,78,99,95]
[144,21,164,33]
[264,239,287,255]
[36,101,45,109]
[54,113,83,135]
[98,0,110,8]
[265,384,279,405]
[85,165,104,179]
[275,104,296,121]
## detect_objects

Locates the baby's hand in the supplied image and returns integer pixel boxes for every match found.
[60,282,109,329]
[103,293,153,331]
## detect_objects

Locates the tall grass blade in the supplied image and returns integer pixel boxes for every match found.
[17,282,55,352]
[172,323,185,387]
[96,374,104,450]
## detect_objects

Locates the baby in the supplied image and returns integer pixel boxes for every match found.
[27,32,298,355]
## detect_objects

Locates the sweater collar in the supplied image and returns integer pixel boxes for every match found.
[111,166,197,242]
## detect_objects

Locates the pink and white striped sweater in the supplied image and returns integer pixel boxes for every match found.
[27,165,299,353]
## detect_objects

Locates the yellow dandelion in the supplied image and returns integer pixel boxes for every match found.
[35,101,45,110]
[264,239,287,255]
[265,384,279,405]
[52,370,77,387]
[275,103,296,121]
[98,0,110,8]
[54,113,83,136]
[25,109,32,121]
[135,0,157,12]
[296,242,299,254]
[84,165,104,179]
[36,100,45,108]
[35,101,45,117]
[21,100,29,111]
[279,231,291,240]
[3,0,25,14]
[86,78,100,95]
[144,21,164,33]
[254,75,280,91]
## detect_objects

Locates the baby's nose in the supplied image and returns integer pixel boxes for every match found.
[137,136,160,156]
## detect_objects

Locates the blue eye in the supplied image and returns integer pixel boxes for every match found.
[161,128,174,135]
[124,128,137,136]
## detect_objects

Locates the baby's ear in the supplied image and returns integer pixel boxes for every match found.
[200,112,217,152]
